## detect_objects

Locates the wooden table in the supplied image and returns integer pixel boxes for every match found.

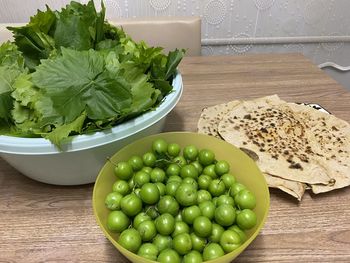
[1,53,350,262]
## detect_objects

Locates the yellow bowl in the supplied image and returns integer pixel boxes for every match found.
[93,132,270,263]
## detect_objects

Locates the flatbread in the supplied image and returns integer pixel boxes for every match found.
[292,104,350,193]
[218,95,331,185]
[263,173,306,201]
[218,95,350,193]
[197,94,350,199]
[267,101,350,194]
[239,146,306,200]
[197,97,308,200]
[197,100,241,138]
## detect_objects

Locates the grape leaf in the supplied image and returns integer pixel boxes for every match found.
[164,49,185,80]
[8,0,106,70]
[105,53,161,115]
[11,101,31,126]
[151,49,185,80]
[32,48,132,124]
[11,73,39,107]
[43,112,87,147]
[10,74,58,135]
[7,8,56,70]
[0,42,25,122]
[150,49,185,95]
[0,41,24,67]
[126,68,160,114]
[54,0,105,50]
[0,67,22,121]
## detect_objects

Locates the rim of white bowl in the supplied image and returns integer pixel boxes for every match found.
[0,72,183,155]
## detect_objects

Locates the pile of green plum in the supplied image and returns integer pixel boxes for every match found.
[105,138,257,263]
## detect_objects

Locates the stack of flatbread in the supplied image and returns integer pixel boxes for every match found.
[197,95,350,201]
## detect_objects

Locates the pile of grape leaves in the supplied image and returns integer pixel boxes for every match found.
[0,0,184,147]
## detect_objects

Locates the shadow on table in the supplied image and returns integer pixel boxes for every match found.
[268,188,301,205]
[162,108,185,132]
[0,157,93,202]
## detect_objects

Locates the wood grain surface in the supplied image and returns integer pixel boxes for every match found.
[1,53,350,263]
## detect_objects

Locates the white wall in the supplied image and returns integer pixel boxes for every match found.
[1,0,350,90]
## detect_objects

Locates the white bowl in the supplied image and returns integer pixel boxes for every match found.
[0,73,183,185]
